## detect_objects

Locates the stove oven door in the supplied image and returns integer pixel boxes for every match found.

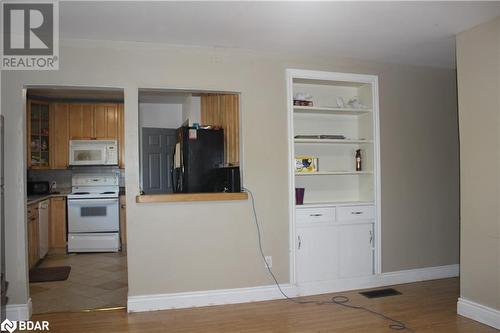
[68,198,119,233]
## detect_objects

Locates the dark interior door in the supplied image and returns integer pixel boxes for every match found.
[142,128,176,194]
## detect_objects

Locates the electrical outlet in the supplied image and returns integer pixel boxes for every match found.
[264,256,272,268]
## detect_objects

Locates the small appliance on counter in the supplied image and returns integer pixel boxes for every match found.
[214,166,241,193]
[27,181,50,195]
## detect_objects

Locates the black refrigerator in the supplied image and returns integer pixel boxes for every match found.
[172,127,224,193]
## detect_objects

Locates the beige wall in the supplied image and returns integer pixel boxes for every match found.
[2,39,459,304]
[457,18,500,310]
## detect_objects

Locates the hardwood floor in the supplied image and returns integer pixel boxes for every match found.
[32,278,497,333]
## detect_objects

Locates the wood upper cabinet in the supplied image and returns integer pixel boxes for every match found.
[28,100,124,169]
[69,103,121,140]
[69,104,94,139]
[117,104,125,168]
[50,104,70,169]
[49,197,66,251]
[94,104,119,139]
[200,94,239,165]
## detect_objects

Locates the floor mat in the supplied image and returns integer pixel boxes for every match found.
[359,288,402,299]
[29,266,71,283]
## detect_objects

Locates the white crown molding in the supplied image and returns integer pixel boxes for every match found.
[128,264,458,313]
[457,297,500,330]
[6,298,31,321]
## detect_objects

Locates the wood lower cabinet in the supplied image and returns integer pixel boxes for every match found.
[27,203,39,270]
[49,197,67,252]
[120,195,127,248]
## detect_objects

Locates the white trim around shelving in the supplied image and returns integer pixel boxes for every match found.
[127,264,459,313]
[286,69,297,286]
[457,297,500,330]
[372,75,382,275]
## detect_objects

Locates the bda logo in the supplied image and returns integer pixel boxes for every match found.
[0,319,17,333]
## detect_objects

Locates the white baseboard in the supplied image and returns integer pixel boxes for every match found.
[128,284,294,313]
[6,298,32,321]
[295,264,459,296]
[128,264,459,313]
[457,297,500,330]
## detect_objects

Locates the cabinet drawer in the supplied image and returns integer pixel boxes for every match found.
[296,207,335,224]
[337,205,375,221]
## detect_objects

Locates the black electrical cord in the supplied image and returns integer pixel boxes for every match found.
[243,187,414,333]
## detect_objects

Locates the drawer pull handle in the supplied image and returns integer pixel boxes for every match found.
[351,211,363,215]
[298,236,302,250]
[310,214,323,217]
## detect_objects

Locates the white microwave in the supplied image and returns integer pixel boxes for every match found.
[69,140,118,166]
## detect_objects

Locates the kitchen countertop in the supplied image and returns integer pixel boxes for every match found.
[27,187,126,206]
[27,189,71,206]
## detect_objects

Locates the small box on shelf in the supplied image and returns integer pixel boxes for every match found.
[295,156,318,173]
[293,99,313,107]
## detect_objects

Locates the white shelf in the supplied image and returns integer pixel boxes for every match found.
[296,201,375,208]
[295,171,373,176]
[294,138,373,144]
[294,106,372,115]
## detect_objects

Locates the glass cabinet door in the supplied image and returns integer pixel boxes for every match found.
[29,101,50,168]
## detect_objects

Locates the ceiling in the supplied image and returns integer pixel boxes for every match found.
[60,2,500,68]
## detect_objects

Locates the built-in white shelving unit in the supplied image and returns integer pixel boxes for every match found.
[287,69,381,292]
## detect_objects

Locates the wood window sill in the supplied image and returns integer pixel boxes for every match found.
[136,192,248,203]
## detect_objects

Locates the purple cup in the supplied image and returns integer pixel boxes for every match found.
[295,188,305,205]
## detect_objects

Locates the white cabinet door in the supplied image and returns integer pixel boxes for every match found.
[296,225,340,283]
[339,223,374,278]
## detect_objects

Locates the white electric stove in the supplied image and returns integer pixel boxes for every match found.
[67,173,120,252]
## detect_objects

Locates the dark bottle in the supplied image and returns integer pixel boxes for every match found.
[355,149,362,171]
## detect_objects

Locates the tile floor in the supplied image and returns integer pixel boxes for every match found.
[30,251,128,314]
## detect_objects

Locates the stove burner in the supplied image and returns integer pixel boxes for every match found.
[101,191,116,194]
[72,192,90,195]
